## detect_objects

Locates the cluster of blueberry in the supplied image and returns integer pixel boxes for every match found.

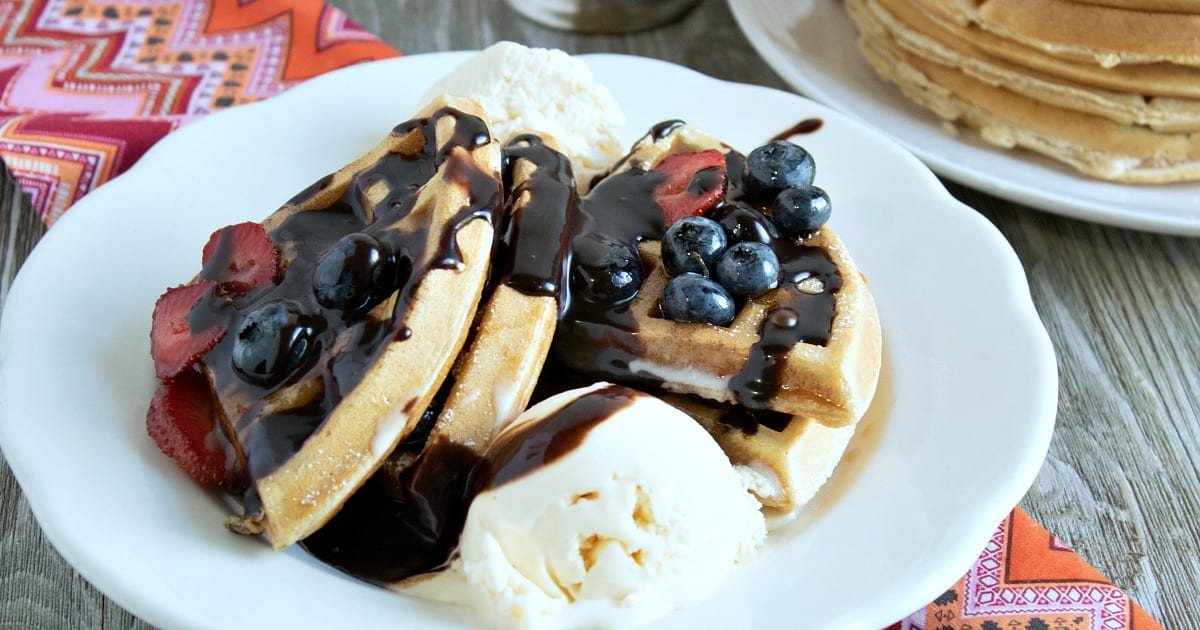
[232,232,408,388]
[658,141,831,326]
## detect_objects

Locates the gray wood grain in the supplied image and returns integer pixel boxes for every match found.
[946,184,1200,626]
[0,0,1196,627]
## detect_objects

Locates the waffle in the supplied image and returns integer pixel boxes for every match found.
[558,123,881,429]
[211,96,504,549]
[551,122,881,515]
[411,135,579,457]
[285,133,583,585]
[862,0,1200,131]
[662,394,855,516]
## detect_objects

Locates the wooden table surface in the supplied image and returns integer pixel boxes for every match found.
[1,0,1197,627]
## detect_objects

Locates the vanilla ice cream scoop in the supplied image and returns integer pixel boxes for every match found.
[411,382,765,629]
[419,41,626,189]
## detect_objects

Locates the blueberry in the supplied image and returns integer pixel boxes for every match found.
[571,234,642,305]
[744,141,815,202]
[660,273,736,326]
[313,233,399,315]
[772,186,831,238]
[715,242,780,298]
[232,300,320,387]
[707,201,780,246]
[661,216,727,277]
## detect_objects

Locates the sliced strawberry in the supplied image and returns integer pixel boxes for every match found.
[146,368,228,488]
[150,281,226,379]
[651,150,727,227]
[200,221,278,295]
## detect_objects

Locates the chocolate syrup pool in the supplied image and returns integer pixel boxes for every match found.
[302,385,634,584]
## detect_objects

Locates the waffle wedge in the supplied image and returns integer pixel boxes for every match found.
[552,121,881,515]
[292,133,584,586]
[558,123,881,429]
[663,394,854,517]
[191,96,504,549]
[415,134,580,456]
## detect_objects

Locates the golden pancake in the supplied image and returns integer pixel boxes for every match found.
[849,9,1200,182]
[911,0,1200,67]
[864,0,1200,131]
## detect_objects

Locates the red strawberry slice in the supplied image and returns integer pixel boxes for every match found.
[651,150,727,227]
[200,221,278,295]
[146,368,229,488]
[150,281,226,379]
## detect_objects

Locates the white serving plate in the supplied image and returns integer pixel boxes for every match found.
[0,52,1057,629]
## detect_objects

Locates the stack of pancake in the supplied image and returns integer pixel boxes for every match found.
[846,0,1200,183]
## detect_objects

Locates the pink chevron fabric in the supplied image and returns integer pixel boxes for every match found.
[0,0,398,225]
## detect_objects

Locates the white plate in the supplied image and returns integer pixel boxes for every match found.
[0,52,1056,629]
[729,0,1200,235]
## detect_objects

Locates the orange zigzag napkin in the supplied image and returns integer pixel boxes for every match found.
[0,4,1165,628]
[890,509,1162,630]
[0,0,397,225]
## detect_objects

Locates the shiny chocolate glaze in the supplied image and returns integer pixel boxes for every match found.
[768,118,824,142]
[301,436,483,584]
[301,384,634,583]
[718,404,793,435]
[650,119,686,141]
[600,119,684,180]
[497,135,581,301]
[552,147,668,374]
[482,383,635,490]
[190,107,501,488]
[723,151,843,416]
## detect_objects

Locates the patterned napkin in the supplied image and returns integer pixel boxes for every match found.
[0,2,1164,628]
[894,509,1160,629]
[0,0,396,225]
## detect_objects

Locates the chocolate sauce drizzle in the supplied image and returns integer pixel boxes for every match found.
[301,384,633,583]
[190,107,502,486]
[301,436,483,584]
[768,117,824,143]
[496,135,581,302]
[275,132,592,586]
[723,151,843,416]
[650,119,685,141]
[197,119,846,585]
[555,129,842,430]
[717,404,793,435]
[552,150,668,374]
[482,384,634,490]
[601,118,684,180]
